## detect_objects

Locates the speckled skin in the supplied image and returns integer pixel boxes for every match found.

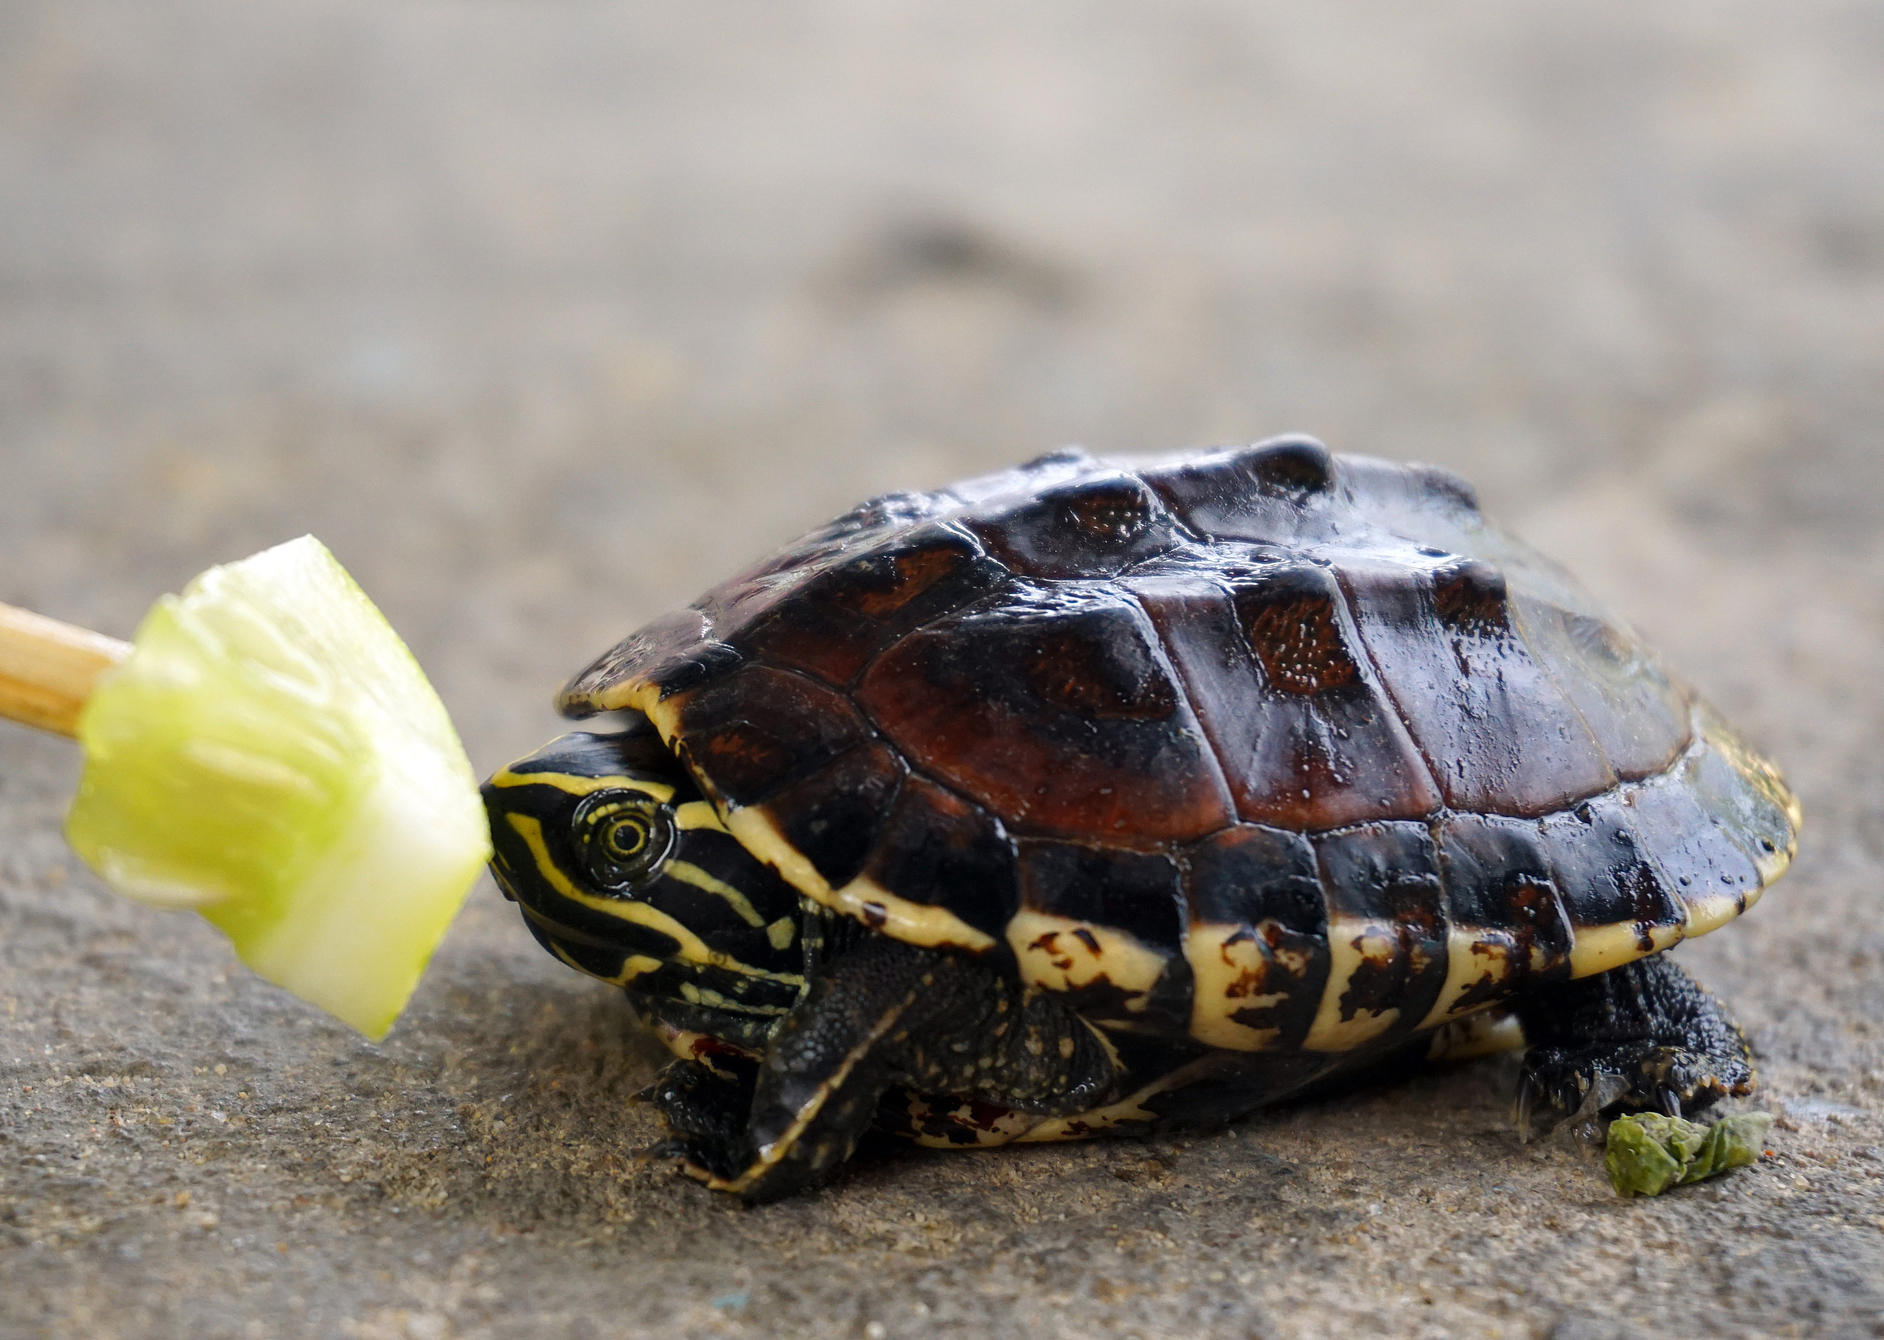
[489,440,1803,1195]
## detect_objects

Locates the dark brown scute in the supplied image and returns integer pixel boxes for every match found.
[1509,597,1691,779]
[1131,567,1442,831]
[727,527,1003,688]
[721,488,957,590]
[1183,824,1331,1047]
[963,471,1185,579]
[1625,774,1762,915]
[1536,795,1687,938]
[1140,437,1338,544]
[1338,551,1618,815]
[1333,454,1483,540]
[1019,841,1186,955]
[856,585,1235,842]
[1684,720,1794,865]
[755,742,909,890]
[1313,822,1450,1032]
[856,776,1020,939]
[667,666,874,808]
[1435,813,1574,979]
[942,448,1098,508]
[559,608,738,714]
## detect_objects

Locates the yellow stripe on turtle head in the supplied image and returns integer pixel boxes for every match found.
[485,767,678,804]
[502,813,803,986]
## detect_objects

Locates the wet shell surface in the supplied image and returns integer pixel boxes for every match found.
[560,438,1800,1056]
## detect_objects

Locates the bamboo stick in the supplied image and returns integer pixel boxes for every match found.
[0,602,131,737]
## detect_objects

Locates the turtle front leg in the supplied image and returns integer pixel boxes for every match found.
[638,1050,760,1179]
[1510,951,1754,1134]
[673,936,1118,1201]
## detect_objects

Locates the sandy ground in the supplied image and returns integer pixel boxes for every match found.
[4,2,1884,1336]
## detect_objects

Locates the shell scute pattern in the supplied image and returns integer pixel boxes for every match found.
[1428,813,1574,1021]
[755,741,908,892]
[1336,545,1619,814]
[1307,821,1450,1051]
[1181,824,1330,1050]
[1137,437,1343,544]
[1129,565,1442,831]
[1505,596,1691,779]
[847,775,1018,942]
[856,585,1235,842]
[1537,794,1688,977]
[964,470,1186,579]
[667,666,872,810]
[1011,840,1191,1029]
[730,527,1005,689]
[558,438,1800,1053]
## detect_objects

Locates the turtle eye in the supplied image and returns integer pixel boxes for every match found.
[573,792,675,892]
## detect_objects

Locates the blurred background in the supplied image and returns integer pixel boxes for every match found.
[5,0,1880,775]
[4,3,1883,1336]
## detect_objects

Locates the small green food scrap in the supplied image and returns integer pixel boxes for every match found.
[65,536,491,1039]
[1604,1111,1773,1197]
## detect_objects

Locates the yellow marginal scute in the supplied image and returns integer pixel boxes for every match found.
[1303,919,1403,1052]
[587,675,665,719]
[1416,928,1519,1031]
[1567,918,1683,979]
[1184,922,1291,1051]
[1680,888,1745,939]
[1425,1006,1526,1061]
[1006,910,1168,1009]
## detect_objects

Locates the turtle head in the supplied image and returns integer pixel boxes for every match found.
[481,723,806,1045]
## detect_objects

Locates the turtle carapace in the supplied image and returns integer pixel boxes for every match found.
[484,438,1799,1199]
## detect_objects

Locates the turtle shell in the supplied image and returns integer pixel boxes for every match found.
[560,439,1800,1055]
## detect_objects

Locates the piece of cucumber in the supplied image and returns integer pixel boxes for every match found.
[1604,1111,1773,1196]
[65,536,491,1038]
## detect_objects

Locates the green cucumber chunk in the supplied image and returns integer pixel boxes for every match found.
[1604,1111,1773,1196]
[65,536,491,1039]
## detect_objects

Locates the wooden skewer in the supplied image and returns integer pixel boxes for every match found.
[0,602,132,737]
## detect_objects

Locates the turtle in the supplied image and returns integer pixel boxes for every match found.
[482,437,1800,1200]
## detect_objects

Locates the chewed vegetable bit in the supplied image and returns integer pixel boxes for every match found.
[1604,1111,1773,1197]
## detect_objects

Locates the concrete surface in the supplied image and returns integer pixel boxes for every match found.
[4,2,1883,1336]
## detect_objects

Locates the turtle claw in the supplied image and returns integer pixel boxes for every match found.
[640,1134,747,1183]
[1514,1072,1542,1144]
[1513,1066,1632,1140]
[642,1058,755,1150]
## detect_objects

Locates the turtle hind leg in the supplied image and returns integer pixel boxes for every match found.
[1511,951,1753,1132]
[682,936,1117,1201]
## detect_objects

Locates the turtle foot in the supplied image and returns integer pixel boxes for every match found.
[1511,952,1753,1140]
[638,1056,757,1151]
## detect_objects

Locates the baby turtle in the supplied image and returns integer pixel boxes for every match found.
[484,438,1799,1199]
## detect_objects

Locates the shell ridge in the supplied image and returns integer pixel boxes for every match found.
[1322,562,1451,818]
[1113,577,1242,846]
